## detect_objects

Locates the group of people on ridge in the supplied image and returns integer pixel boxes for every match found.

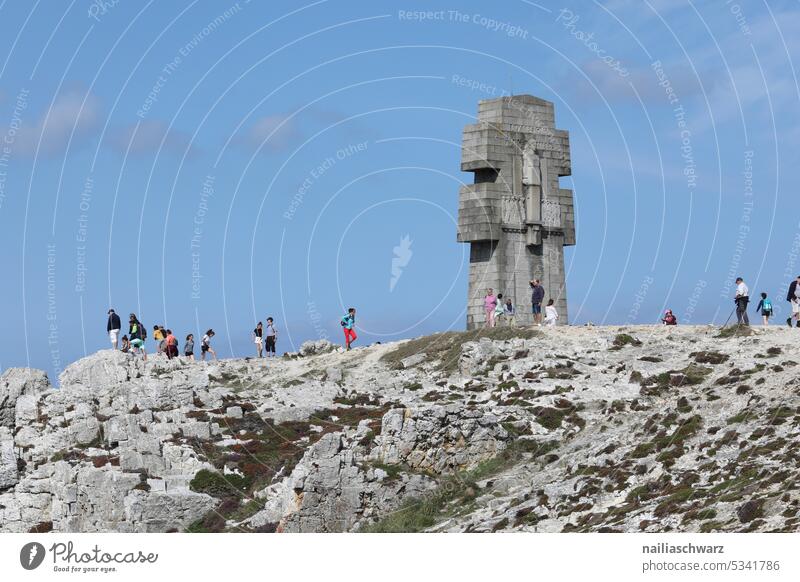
[106,309,216,361]
[483,279,558,328]
[106,307,362,360]
[252,319,278,358]
[658,275,800,327]
[727,276,798,327]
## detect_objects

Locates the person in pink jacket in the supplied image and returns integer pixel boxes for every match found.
[484,289,498,328]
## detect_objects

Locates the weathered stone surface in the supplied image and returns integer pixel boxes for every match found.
[0,428,18,490]
[0,368,50,428]
[458,95,574,329]
[258,432,436,533]
[299,339,338,357]
[1,326,798,533]
[124,490,215,532]
[400,353,426,369]
[374,406,509,473]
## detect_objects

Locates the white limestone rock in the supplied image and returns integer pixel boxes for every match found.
[0,368,50,428]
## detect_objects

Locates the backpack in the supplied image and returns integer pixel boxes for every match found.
[762,298,772,312]
[140,324,147,340]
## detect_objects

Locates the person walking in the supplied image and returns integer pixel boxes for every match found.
[787,276,800,328]
[201,329,217,361]
[734,277,750,325]
[265,317,277,357]
[107,309,122,349]
[530,279,545,326]
[128,314,147,360]
[503,297,516,326]
[756,292,773,326]
[341,308,357,350]
[253,322,264,358]
[165,329,178,359]
[184,334,195,360]
[544,299,559,327]
[153,325,165,355]
[484,289,497,328]
[493,293,505,327]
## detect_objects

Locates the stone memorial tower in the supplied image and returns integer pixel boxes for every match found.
[457,95,575,329]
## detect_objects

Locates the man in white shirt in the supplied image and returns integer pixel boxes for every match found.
[734,277,750,325]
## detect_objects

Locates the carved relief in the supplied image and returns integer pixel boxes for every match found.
[501,195,525,225]
[542,200,561,228]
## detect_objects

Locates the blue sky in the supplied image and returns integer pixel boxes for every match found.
[1,0,798,380]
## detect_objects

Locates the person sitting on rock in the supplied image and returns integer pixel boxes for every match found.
[120,335,130,353]
[662,310,677,325]
[544,299,559,327]
[504,297,515,326]
[493,293,505,327]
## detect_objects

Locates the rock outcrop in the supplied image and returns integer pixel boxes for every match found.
[1,325,799,533]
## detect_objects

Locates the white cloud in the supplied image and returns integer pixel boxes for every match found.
[14,89,101,157]
[107,119,197,157]
[236,114,303,154]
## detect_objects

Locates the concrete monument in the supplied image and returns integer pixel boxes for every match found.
[457,95,575,328]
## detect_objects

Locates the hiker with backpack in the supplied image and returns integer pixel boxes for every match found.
[734,277,750,325]
[662,310,677,325]
[341,308,357,350]
[756,292,773,326]
[165,329,179,359]
[107,309,121,349]
[265,317,277,357]
[129,314,147,360]
[153,325,165,355]
[787,276,800,328]
[484,289,497,328]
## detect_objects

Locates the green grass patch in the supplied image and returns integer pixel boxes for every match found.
[611,333,642,349]
[692,351,730,365]
[380,328,542,373]
[362,439,558,532]
[717,325,755,338]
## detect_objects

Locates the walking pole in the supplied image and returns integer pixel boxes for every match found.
[722,303,737,327]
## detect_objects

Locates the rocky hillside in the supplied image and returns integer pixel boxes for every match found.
[1,325,799,533]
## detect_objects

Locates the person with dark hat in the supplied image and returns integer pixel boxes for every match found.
[107,309,122,349]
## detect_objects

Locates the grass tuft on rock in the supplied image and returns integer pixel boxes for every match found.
[611,334,642,350]
[717,325,755,338]
[362,439,558,532]
[381,327,542,372]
